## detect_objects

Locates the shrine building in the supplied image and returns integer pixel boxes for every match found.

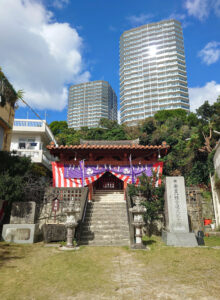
[47,139,169,201]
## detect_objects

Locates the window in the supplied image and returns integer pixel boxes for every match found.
[18,138,37,149]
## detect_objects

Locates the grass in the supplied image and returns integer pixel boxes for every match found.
[1,237,220,299]
[204,236,220,247]
[0,243,117,300]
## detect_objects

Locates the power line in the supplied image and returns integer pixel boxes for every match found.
[20,98,44,122]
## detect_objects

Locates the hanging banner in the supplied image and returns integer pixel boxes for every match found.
[52,162,163,188]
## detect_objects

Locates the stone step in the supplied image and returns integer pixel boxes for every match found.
[81,228,129,234]
[92,199,125,202]
[80,240,130,246]
[80,190,130,246]
[85,211,127,216]
[86,206,127,211]
[84,218,128,223]
[80,234,129,240]
[83,222,128,227]
[81,233,129,239]
[92,197,125,204]
[84,211,128,215]
[82,224,129,229]
[87,204,127,208]
[88,204,126,207]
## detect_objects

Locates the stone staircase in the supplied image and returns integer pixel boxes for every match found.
[80,190,130,246]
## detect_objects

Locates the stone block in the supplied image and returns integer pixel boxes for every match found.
[162,230,198,247]
[42,224,66,243]
[10,202,36,224]
[2,224,41,244]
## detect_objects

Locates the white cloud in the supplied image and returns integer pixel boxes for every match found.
[184,0,220,20]
[0,0,90,111]
[189,81,220,111]
[198,41,220,65]
[52,0,69,9]
[126,13,154,27]
[109,25,117,32]
[213,0,220,16]
[184,0,209,21]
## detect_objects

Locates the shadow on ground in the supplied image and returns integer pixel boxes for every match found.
[0,243,24,268]
[142,239,156,246]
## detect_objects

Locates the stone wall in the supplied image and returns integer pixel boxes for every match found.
[186,187,214,233]
[38,187,88,227]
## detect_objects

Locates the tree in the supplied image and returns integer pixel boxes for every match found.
[0,152,48,203]
[49,121,68,136]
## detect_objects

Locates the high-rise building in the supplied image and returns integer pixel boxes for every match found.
[68,80,117,129]
[120,19,190,126]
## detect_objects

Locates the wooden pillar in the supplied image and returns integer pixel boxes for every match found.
[88,183,93,201]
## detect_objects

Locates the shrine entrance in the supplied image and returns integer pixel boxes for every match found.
[93,172,123,190]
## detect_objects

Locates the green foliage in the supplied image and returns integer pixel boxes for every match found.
[50,118,129,145]
[196,101,215,122]
[0,152,47,203]
[0,67,21,107]
[49,121,68,136]
[0,172,24,202]
[154,109,187,124]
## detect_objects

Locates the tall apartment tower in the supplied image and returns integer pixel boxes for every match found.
[68,80,117,129]
[120,19,190,126]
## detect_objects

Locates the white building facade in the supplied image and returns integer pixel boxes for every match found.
[120,19,190,126]
[68,80,117,129]
[10,119,57,171]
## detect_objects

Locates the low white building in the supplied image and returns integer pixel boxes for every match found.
[10,119,57,171]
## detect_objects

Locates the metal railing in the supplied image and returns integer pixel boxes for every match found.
[14,119,44,127]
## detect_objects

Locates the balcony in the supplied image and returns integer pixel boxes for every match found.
[13,149,55,170]
[13,119,57,145]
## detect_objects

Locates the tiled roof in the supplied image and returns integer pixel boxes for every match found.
[80,139,140,146]
[47,144,169,150]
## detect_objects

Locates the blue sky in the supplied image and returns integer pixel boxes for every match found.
[0,0,220,123]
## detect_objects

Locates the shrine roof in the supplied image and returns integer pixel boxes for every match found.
[80,139,140,146]
[47,141,169,151]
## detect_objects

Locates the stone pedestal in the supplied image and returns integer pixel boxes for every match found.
[42,224,66,243]
[162,177,198,247]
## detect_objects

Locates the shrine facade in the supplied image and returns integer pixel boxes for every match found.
[47,139,169,201]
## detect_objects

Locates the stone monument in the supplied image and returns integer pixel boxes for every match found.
[2,201,41,244]
[162,176,198,247]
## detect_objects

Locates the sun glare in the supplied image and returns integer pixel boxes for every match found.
[148,45,157,57]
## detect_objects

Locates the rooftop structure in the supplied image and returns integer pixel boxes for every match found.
[10,119,57,171]
[120,19,190,126]
[68,80,117,129]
